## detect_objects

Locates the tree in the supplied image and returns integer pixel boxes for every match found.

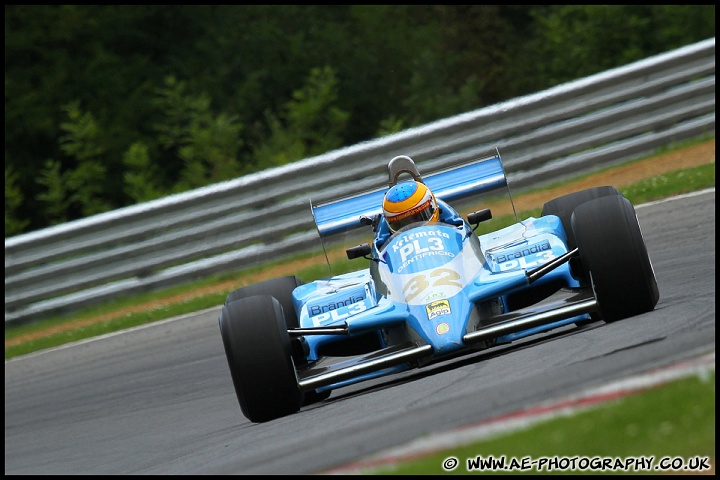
[36,159,71,226]
[518,5,716,89]
[176,112,244,190]
[151,76,244,192]
[5,164,29,235]
[122,142,164,203]
[251,66,349,170]
[59,101,112,217]
[35,102,112,224]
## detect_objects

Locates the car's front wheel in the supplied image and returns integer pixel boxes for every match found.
[571,195,660,322]
[219,295,302,422]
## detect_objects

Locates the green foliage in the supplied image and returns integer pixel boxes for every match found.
[287,66,349,157]
[252,66,349,169]
[59,101,106,160]
[176,112,244,189]
[152,76,244,192]
[66,159,111,216]
[399,6,500,119]
[122,142,164,203]
[36,159,71,225]
[33,102,114,221]
[4,164,29,235]
[152,76,205,152]
[521,5,716,88]
[56,101,112,217]
[251,113,307,170]
[375,116,406,138]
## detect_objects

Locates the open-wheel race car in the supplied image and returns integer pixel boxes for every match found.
[218,153,660,423]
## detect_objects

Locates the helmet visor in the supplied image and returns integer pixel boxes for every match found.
[387,199,437,232]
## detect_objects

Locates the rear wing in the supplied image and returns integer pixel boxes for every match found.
[311,154,508,238]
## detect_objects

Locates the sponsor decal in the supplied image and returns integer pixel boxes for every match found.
[436,322,450,335]
[390,229,457,273]
[494,240,551,263]
[308,295,365,316]
[423,291,446,303]
[397,250,454,273]
[426,299,451,320]
[392,229,450,253]
[309,297,368,325]
[391,200,432,222]
[491,240,556,272]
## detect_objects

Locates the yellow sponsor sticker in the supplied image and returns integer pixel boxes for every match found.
[426,299,451,320]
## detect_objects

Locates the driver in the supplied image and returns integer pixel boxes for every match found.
[376,180,464,246]
[382,181,439,233]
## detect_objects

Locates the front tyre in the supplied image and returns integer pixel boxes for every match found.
[572,195,660,322]
[219,295,302,422]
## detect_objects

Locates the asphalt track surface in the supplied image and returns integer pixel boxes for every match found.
[4,189,715,475]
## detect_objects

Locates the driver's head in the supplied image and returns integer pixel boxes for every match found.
[382,181,439,233]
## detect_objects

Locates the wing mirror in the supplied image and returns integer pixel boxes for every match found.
[467,208,492,231]
[346,243,372,260]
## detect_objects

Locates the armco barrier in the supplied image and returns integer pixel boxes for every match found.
[5,38,715,325]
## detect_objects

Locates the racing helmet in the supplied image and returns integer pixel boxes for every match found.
[382,181,439,233]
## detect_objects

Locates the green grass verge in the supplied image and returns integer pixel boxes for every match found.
[364,370,716,475]
[4,142,716,360]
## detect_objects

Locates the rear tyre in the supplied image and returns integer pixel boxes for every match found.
[225,276,304,328]
[571,195,659,323]
[541,186,621,248]
[219,295,302,423]
[541,186,621,284]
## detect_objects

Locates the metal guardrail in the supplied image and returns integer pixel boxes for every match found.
[5,38,715,325]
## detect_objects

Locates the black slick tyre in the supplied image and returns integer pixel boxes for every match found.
[225,276,304,328]
[219,295,302,423]
[541,186,621,284]
[541,186,621,249]
[571,195,660,322]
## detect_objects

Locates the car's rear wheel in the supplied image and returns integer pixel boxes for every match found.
[571,195,660,323]
[219,295,303,423]
[225,276,304,328]
[541,186,621,284]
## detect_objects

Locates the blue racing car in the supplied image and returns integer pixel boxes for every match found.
[218,153,659,423]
